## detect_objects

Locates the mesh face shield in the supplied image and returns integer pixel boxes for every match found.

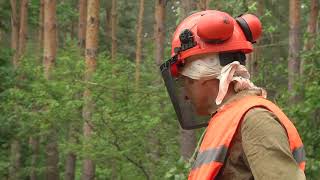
[160,57,210,130]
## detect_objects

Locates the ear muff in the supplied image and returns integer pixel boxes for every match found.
[236,14,262,43]
[197,13,234,43]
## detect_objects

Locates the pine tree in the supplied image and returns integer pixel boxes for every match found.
[81,0,100,179]
[43,0,59,179]
[111,0,117,63]
[300,0,318,76]
[179,0,197,161]
[78,0,87,50]
[288,0,301,97]
[135,0,144,87]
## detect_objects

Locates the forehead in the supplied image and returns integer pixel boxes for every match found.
[184,52,218,63]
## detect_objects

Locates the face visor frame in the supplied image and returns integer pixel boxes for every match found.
[160,55,210,130]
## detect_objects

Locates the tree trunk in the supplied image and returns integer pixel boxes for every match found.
[45,133,59,180]
[180,127,196,160]
[81,0,100,179]
[246,53,252,75]
[111,0,117,62]
[181,0,193,19]
[64,1,88,179]
[17,0,28,60]
[149,1,166,178]
[27,2,43,178]
[135,0,144,87]
[9,140,21,180]
[300,0,318,75]
[39,0,44,51]
[248,0,263,78]
[43,0,57,79]
[154,0,166,66]
[178,0,197,161]
[288,0,301,95]
[64,123,79,180]
[71,21,76,40]
[65,151,77,180]
[105,3,111,46]
[197,0,210,10]
[78,0,87,50]
[10,0,19,67]
[9,1,22,179]
[29,137,39,180]
[43,0,59,179]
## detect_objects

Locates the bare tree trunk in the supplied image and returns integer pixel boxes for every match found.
[43,0,59,179]
[45,133,59,180]
[148,1,167,178]
[10,0,19,67]
[43,0,57,79]
[65,124,78,180]
[300,0,318,75]
[9,140,21,180]
[79,0,87,49]
[71,21,76,40]
[288,0,301,96]
[81,0,100,180]
[29,137,39,180]
[178,0,197,161]
[17,0,28,59]
[39,0,44,51]
[197,0,210,10]
[27,2,43,179]
[9,1,23,179]
[248,0,263,78]
[82,109,96,180]
[64,1,88,179]
[111,0,117,62]
[180,127,196,160]
[246,53,253,75]
[65,148,77,180]
[65,154,76,180]
[105,3,111,46]
[154,0,166,66]
[135,0,144,87]
[181,0,193,19]
[65,117,81,180]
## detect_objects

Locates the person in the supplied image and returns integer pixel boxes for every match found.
[159,10,306,179]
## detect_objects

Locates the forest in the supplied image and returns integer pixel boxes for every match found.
[0,0,319,179]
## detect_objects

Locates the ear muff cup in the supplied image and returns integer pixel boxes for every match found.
[236,17,254,42]
[197,13,234,43]
[236,14,262,43]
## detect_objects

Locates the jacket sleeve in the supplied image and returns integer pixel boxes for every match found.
[241,108,306,180]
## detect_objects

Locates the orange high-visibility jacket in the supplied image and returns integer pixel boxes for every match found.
[188,96,305,180]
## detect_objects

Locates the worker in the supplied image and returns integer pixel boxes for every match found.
[159,10,306,179]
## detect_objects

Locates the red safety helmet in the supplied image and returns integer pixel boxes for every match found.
[160,10,262,129]
[169,10,262,76]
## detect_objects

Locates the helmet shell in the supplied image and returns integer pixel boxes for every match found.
[171,10,261,60]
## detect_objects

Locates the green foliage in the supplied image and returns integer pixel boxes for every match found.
[0,39,181,179]
[57,0,78,28]
[165,157,190,180]
[288,40,320,178]
[0,0,11,32]
[0,41,85,177]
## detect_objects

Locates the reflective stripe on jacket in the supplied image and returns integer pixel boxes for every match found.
[188,96,306,180]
